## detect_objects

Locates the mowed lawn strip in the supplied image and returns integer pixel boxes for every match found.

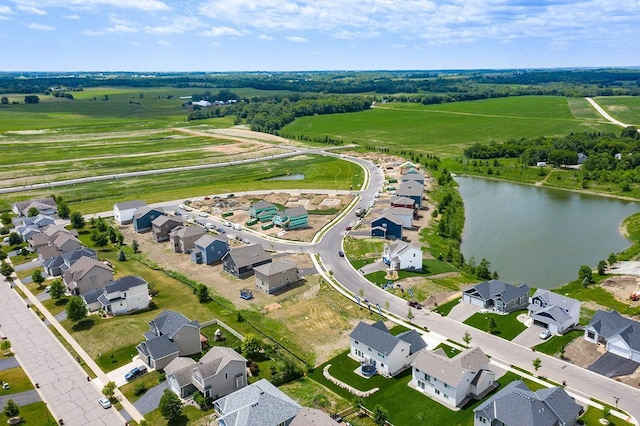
[463,310,527,340]
[0,366,35,395]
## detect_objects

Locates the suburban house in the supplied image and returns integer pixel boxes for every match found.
[37,245,63,263]
[29,233,53,252]
[81,275,149,315]
[385,207,413,228]
[411,346,496,408]
[133,207,165,233]
[113,200,147,225]
[16,225,41,242]
[222,244,272,279]
[137,310,203,370]
[43,247,97,277]
[272,206,309,230]
[20,213,55,229]
[349,320,427,377]
[390,196,416,213]
[166,346,247,399]
[584,310,640,361]
[12,197,57,217]
[51,232,82,253]
[382,241,422,271]
[399,161,419,175]
[152,216,184,243]
[254,260,299,294]
[401,169,425,185]
[528,289,581,334]
[213,379,307,426]
[371,212,403,240]
[462,280,530,314]
[63,256,114,295]
[169,226,206,254]
[191,234,230,265]
[397,181,423,208]
[249,201,278,222]
[473,380,582,426]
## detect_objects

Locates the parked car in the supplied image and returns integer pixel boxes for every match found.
[205,223,215,230]
[125,366,148,381]
[338,250,345,257]
[408,300,423,310]
[44,285,51,293]
[539,329,551,340]
[98,397,112,409]
[198,211,208,217]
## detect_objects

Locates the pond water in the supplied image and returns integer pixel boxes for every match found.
[456,176,639,289]
[265,173,305,181]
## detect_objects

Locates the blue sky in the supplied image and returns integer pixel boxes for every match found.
[1,0,639,71]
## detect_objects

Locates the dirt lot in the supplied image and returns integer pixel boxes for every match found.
[600,275,640,307]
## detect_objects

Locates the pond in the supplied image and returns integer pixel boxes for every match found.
[456,176,639,289]
[265,173,305,181]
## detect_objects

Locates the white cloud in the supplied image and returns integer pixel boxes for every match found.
[107,24,138,33]
[17,5,47,14]
[258,34,274,40]
[81,29,104,36]
[202,26,246,37]
[157,40,172,46]
[333,30,380,40]
[145,16,204,35]
[0,5,15,14]
[391,43,406,49]
[64,14,81,19]
[286,35,308,42]
[28,22,54,30]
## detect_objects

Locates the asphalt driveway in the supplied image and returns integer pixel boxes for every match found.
[121,381,168,420]
[588,352,640,378]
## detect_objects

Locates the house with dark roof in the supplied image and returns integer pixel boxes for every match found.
[412,346,496,408]
[12,197,57,217]
[43,247,97,277]
[396,181,423,208]
[249,201,278,222]
[137,310,202,370]
[529,289,581,334]
[63,256,114,295]
[169,225,206,254]
[349,320,426,377]
[20,214,55,229]
[371,211,403,240]
[385,207,413,228]
[166,346,247,399]
[133,207,165,233]
[254,260,299,294]
[222,244,272,279]
[272,206,309,230]
[51,232,82,253]
[382,241,422,271]
[82,276,149,315]
[152,216,184,243]
[462,280,529,314]
[473,380,582,426]
[191,234,229,265]
[585,310,640,361]
[16,225,41,242]
[113,200,147,225]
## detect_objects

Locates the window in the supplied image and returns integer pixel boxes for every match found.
[424,373,431,381]
[587,331,595,340]
[225,373,228,379]
[435,389,440,395]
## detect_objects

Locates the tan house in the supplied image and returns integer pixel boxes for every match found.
[152,216,184,243]
[169,226,206,254]
[254,260,299,294]
[63,256,114,295]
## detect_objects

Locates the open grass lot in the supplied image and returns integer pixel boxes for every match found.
[463,310,527,340]
[0,366,35,395]
[534,329,583,356]
[593,96,640,126]
[283,96,618,157]
[6,402,58,426]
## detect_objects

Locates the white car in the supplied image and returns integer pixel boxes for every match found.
[98,397,112,409]
[198,211,208,217]
[205,223,215,230]
[539,329,551,340]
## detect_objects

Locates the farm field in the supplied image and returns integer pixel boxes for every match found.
[592,96,640,126]
[283,96,619,157]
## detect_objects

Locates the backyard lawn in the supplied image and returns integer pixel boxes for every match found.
[463,310,527,341]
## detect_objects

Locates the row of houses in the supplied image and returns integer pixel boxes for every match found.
[249,200,309,230]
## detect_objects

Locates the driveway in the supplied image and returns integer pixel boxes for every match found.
[447,300,480,322]
[512,323,546,348]
[106,358,148,388]
[360,260,386,275]
[0,357,19,371]
[588,352,640,378]
[0,390,41,410]
[13,258,42,272]
[119,381,168,420]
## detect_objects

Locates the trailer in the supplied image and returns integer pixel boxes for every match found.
[222,211,234,218]
[246,218,259,226]
[262,223,275,230]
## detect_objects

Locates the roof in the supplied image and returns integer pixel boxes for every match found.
[350,321,425,356]
[385,241,421,258]
[214,378,301,426]
[283,206,307,217]
[170,225,206,239]
[152,215,183,227]
[372,211,402,226]
[149,310,200,338]
[474,380,581,426]
[251,201,276,210]
[225,244,271,268]
[195,234,228,248]
[254,260,297,277]
[529,289,580,314]
[133,206,164,219]
[52,232,81,248]
[65,256,113,280]
[412,346,489,387]
[464,280,530,304]
[137,337,180,360]
[29,233,50,246]
[588,310,640,350]
[13,198,56,215]
[194,347,246,380]
[290,408,338,425]
[114,200,147,211]
[62,247,97,264]
[387,207,414,217]
[390,196,415,206]
[397,181,423,197]
[38,245,63,261]
[104,275,148,294]
[43,224,70,237]
[531,305,571,326]
[165,357,197,387]
[81,288,104,305]
[402,169,425,180]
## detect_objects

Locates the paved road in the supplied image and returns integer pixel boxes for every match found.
[0,277,125,426]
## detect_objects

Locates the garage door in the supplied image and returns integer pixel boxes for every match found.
[464,294,485,308]
[608,343,630,359]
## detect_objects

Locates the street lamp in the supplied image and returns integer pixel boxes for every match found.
[614,396,620,410]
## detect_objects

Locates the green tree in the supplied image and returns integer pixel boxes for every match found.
[603,406,611,420]
[578,265,593,286]
[65,296,88,322]
[0,96,8,105]
[118,249,126,262]
[31,270,45,288]
[608,253,617,267]
[49,279,66,299]
[621,126,638,139]
[57,200,70,219]
[159,389,183,422]
[272,357,304,386]
[70,211,85,230]
[597,260,607,275]
[241,334,263,358]
[407,308,414,320]
[90,231,109,248]
[532,357,542,373]
[0,212,12,226]
[8,232,22,246]
[372,405,389,426]
[0,262,14,278]
[0,340,11,351]
[194,283,210,303]
[27,207,40,217]
[476,258,492,280]
[132,239,139,253]
[24,95,40,104]
[463,331,472,347]
[102,381,116,400]
[488,317,498,334]
[0,251,7,261]
[3,399,19,418]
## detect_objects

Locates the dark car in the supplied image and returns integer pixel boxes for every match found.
[338,251,345,257]
[408,300,423,310]
[125,366,148,382]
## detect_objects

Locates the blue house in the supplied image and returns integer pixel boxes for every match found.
[397,181,423,208]
[191,234,230,265]
[371,212,403,240]
[133,207,165,233]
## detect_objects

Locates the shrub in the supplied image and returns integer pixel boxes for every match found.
[133,382,147,396]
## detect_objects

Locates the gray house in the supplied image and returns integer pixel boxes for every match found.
[222,244,272,279]
[254,260,299,294]
[169,225,206,254]
[12,197,57,217]
[43,247,97,277]
[63,256,114,295]
[137,310,202,370]
[584,310,640,362]
[396,181,423,208]
[528,289,581,334]
[191,234,230,265]
[152,216,184,243]
[473,380,582,426]
[462,280,530,314]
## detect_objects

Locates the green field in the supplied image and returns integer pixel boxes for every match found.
[283,96,619,157]
[593,96,640,126]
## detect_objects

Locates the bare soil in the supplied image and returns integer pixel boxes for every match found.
[600,275,640,307]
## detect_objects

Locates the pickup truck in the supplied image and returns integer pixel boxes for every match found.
[407,300,423,310]
[125,366,148,382]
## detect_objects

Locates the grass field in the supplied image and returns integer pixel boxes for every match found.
[463,310,527,341]
[0,366,35,395]
[593,96,640,126]
[283,96,619,157]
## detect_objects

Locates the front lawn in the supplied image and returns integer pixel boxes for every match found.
[119,371,162,402]
[9,402,57,425]
[96,343,139,372]
[463,310,527,341]
[580,406,634,426]
[434,343,462,358]
[142,404,214,426]
[534,330,582,357]
[0,366,35,395]
[434,298,460,316]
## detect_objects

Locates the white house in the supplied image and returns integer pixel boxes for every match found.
[349,320,426,377]
[81,276,149,315]
[585,310,640,362]
[411,347,496,408]
[113,200,147,225]
[528,289,581,334]
[386,207,413,229]
[382,241,422,271]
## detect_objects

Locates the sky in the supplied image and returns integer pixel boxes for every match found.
[1,0,640,72]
